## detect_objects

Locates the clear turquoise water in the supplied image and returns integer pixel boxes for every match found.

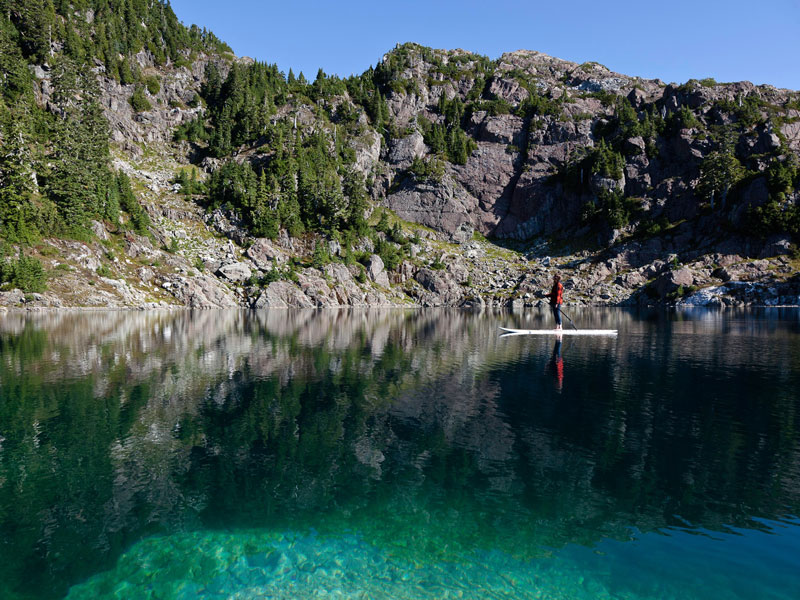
[1,309,799,599]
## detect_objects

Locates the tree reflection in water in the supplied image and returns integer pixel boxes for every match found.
[1,308,799,599]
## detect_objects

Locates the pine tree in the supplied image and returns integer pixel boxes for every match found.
[0,19,32,102]
[699,129,744,209]
[250,171,279,238]
[47,57,111,232]
[0,102,40,241]
[117,171,151,234]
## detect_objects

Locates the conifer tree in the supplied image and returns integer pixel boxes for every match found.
[0,102,40,241]
[250,171,279,238]
[47,57,111,232]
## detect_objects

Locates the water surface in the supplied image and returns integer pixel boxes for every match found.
[1,309,799,599]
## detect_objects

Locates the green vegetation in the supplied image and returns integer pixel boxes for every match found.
[144,75,161,96]
[747,200,800,240]
[666,284,697,302]
[414,94,476,164]
[129,86,151,112]
[0,248,47,292]
[746,155,800,240]
[558,139,625,190]
[2,0,229,79]
[408,156,445,183]
[697,130,745,209]
[173,116,208,143]
[0,1,205,245]
[205,129,368,237]
[713,95,765,127]
[666,105,700,133]
[581,189,640,230]
[581,89,618,107]
[174,168,205,196]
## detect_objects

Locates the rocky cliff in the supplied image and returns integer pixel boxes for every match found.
[2,40,799,311]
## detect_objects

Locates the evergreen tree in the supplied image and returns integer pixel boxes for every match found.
[250,171,279,239]
[117,171,151,234]
[47,56,111,232]
[698,130,744,209]
[0,102,41,241]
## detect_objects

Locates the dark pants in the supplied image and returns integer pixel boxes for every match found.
[551,303,562,326]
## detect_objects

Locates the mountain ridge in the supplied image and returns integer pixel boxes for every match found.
[1,7,799,309]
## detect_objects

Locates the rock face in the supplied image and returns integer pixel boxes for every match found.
[351,44,800,252]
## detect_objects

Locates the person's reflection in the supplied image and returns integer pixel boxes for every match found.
[547,333,564,392]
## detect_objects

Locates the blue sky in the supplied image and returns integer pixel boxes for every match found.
[170,0,800,90]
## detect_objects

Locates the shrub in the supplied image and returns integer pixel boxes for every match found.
[375,210,390,234]
[747,200,800,240]
[582,189,639,231]
[375,238,402,271]
[129,87,152,112]
[0,251,47,293]
[409,156,445,183]
[667,106,700,132]
[145,75,161,96]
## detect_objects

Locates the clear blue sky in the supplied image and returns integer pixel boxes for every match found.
[170,0,800,90]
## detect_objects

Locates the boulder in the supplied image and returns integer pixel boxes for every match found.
[654,267,695,298]
[414,268,464,306]
[217,262,252,283]
[759,235,792,258]
[297,270,340,307]
[451,222,474,244]
[0,289,25,306]
[168,275,238,308]
[324,263,368,306]
[90,220,110,240]
[367,255,391,287]
[252,281,315,308]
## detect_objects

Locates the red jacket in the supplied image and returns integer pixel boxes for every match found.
[550,282,563,305]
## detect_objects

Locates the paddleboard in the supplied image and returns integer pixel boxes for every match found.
[499,327,618,336]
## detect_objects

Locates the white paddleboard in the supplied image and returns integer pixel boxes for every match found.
[499,327,618,336]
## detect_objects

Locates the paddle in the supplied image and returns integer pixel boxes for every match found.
[559,308,579,331]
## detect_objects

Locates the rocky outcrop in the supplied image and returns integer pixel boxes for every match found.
[166,275,239,308]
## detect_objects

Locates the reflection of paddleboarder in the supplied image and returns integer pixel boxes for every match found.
[547,334,564,391]
[549,274,563,331]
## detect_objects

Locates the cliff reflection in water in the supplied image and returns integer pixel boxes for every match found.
[1,308,799,600]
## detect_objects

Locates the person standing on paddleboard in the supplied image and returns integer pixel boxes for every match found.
[549,274,563,331]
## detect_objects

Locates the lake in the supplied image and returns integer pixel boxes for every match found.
[1,308,799,599]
